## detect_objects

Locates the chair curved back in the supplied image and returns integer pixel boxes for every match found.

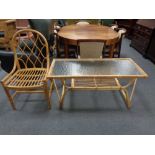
[78,40,104,58]
[11,29,49,70]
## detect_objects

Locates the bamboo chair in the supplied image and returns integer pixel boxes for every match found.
[1,29,51,110]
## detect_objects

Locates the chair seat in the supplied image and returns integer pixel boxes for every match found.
[5,68,47,89]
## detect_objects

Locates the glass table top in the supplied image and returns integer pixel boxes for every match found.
[48,59,148,78]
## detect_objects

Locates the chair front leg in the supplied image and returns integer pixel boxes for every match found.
[44,82,51,110]
[1,83,16,110]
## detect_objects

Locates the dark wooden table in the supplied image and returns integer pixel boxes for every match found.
[58,24,119,57]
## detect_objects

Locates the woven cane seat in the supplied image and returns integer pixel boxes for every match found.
[5,68,47,89]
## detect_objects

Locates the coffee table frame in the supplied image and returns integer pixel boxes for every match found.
[48,58,148,109]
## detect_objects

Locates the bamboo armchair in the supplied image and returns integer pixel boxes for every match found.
[1,29,51,110]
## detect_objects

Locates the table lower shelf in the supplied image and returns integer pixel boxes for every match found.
[51,78,137,110]
[71,78,120,90]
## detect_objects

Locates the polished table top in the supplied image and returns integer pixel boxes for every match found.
[48,58,148,79]
[57,24,119,58]
[58,24,119,41]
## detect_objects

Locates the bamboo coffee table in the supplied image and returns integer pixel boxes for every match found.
[48,58,148,109]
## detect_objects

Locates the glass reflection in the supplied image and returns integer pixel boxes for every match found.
[52,60,142,76]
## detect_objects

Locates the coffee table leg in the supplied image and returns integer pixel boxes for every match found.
[120,88,132,108]
[49,79,54,97]
[59,80,66,109]
[53,79,67,109]
[53,79,61,101]
[118,78,137,109]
